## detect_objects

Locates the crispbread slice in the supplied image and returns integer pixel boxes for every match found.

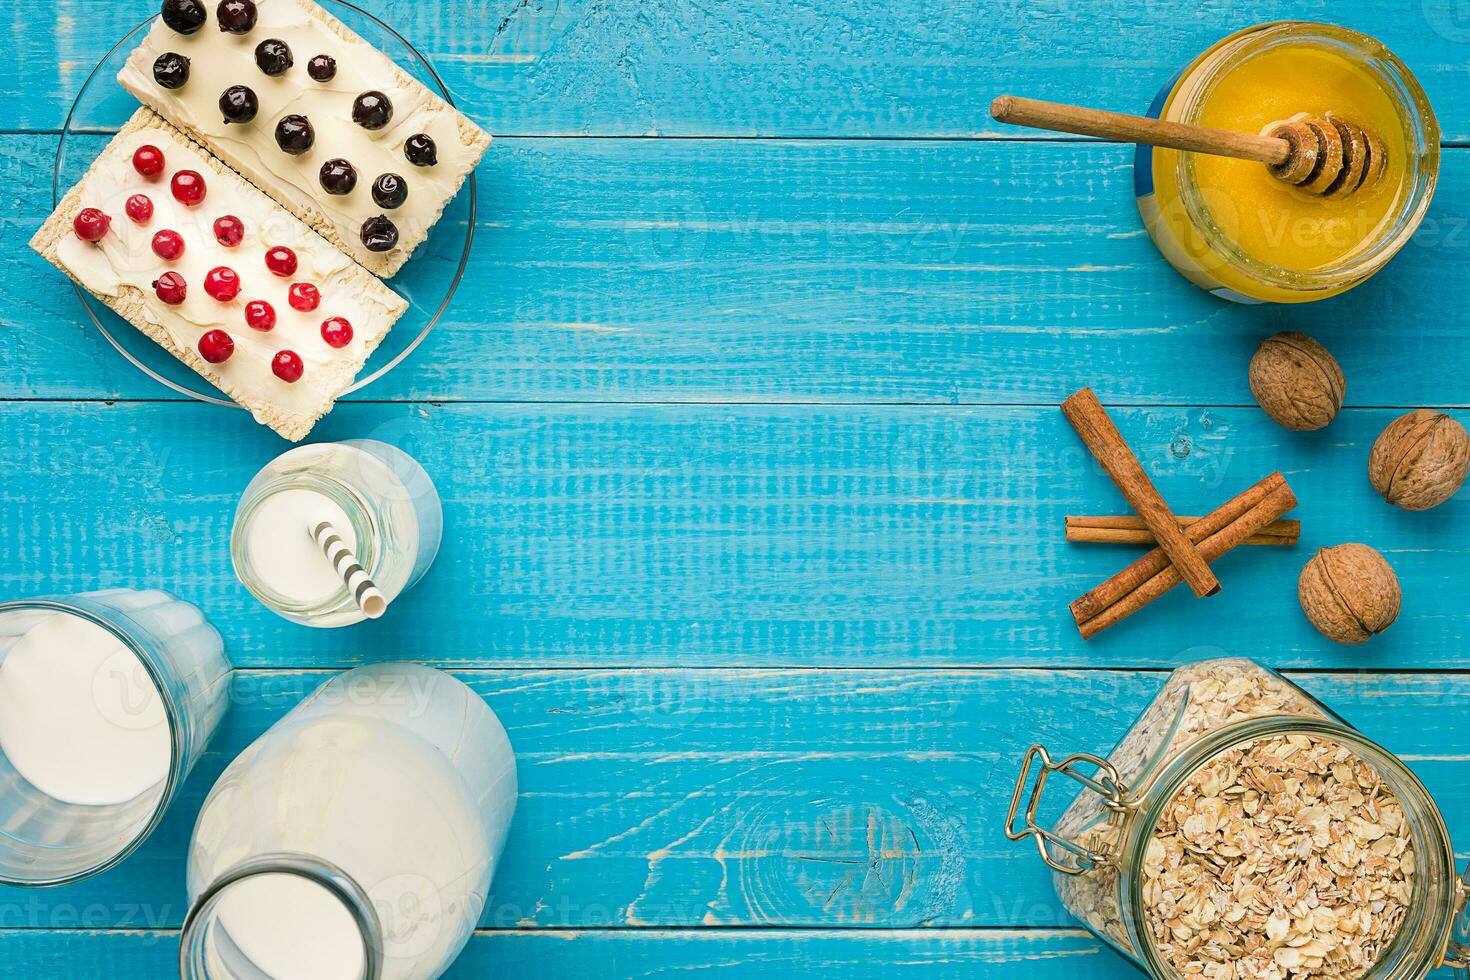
[119,0,491,278]
[32,108,407,441]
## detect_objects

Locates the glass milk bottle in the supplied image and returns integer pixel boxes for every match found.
[231,440,443,628]
[0,589,232,885]
[181,664,517,980]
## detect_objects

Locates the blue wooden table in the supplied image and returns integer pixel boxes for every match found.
[3,0,1469,976]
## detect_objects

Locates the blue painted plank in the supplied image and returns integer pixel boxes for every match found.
[7,135,1470,406]
[1,401,1465,669]
[12,0,1470,139]
[1,669,1468,931]
[0,928,1143,978]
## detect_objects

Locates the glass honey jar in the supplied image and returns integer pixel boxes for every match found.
[1006,660,1470,978]
[1136,23,1439,304]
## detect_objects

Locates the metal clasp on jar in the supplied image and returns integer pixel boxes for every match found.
[1004,744,1131,876]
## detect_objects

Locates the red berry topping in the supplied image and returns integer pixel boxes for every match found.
[133,145,165,179]
[153,271,188,305]
[264,246,298,277]
[320,315,354,348]
[203,266,241,302]
[244,299,276,331]
[152,229,185,260]
[73,208,111,242]
[214,215,244,247]
[288,282,321,312]
[125,194,154,225]
[171,170,207,207]
[272,350,304,383]
[198,330,235,364]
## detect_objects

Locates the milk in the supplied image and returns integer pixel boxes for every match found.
[0,611,170,805]
[210,873,366,980]
[242,487,358,605]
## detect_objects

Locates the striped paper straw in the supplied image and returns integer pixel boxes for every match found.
[311,521,388,620]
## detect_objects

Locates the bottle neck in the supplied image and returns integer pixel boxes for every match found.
[180,852,383,980]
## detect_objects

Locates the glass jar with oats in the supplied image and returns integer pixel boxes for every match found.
[1006,659,1470,979]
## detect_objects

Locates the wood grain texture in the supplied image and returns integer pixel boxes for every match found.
[12,0,1470,139]
[0,669,1467,932]
[3,402,1465,668]
[7,136,1470,406]
[0,929,1137,978]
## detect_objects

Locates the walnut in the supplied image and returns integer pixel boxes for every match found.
[1248,332,1345,431]
[1368,409,1470,511]
[1299,544,1401,645]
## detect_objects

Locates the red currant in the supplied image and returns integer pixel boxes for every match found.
[264,246,298,277]
[272,350,304,383]
[244,299,277,331]
[288,282,321,312]
[214,215,245,247]
[203,266,241,303]
[73,208,111,242]
[171,170,207,207]
[198,330,235,364]
[320,316,354,348]
[132,145,165,179]
[152,271,187,305]
[152,229,185,260]
[125,194,154,225]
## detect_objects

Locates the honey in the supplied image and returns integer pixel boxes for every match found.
[1137,23,1438,304]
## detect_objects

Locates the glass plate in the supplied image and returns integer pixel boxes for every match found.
[52,0,475,407]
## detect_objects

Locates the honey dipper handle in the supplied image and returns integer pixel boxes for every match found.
[991,95,1290,166]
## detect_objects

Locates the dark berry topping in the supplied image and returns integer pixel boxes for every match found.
[320,316,353,348]
[152,229,185,260]
[264,246,298,277]
[371,173,408,209]
[161,0,208,35]
[153,52,191,89]
[125,194,154,224]
[288,282,321,312]
[171,170,207,206]
[199,330,235,363]
[404,134,438,167]
[133,145,166,178]
[254,38,293,76]
[360,215,399,252]
[219,85,259,124]
[319,158,357,195]
[203,266,241,302]
[216,0,257,34]
[214,215,245,247]
[274,114,315,155]
[244,300,276,331]
[153,271,188,305]
[73,208,111,243]
[306,54,337,82]
[272,350,304,383]
[352,91,393,130]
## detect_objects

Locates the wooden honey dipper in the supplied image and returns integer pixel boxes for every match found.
[991,96,1387,198]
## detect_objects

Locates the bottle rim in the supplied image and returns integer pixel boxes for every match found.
[1170,20,1440,293]
[0,597,189,887]
[179,852,383,980]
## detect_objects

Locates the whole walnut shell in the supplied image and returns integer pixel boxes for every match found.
[1248,332,1345,431]
[1298,544,1401,645]
[1367,409,1470,511]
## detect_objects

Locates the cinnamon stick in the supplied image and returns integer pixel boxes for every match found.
[1070,473,1286,625]
[1066,515,1300,547]
[1061,388,1220,598]
[1075,480,1299,639]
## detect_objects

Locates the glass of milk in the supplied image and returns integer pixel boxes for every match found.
[0,589,233,885]
[180,663,517,980]
[231,440,443,628]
